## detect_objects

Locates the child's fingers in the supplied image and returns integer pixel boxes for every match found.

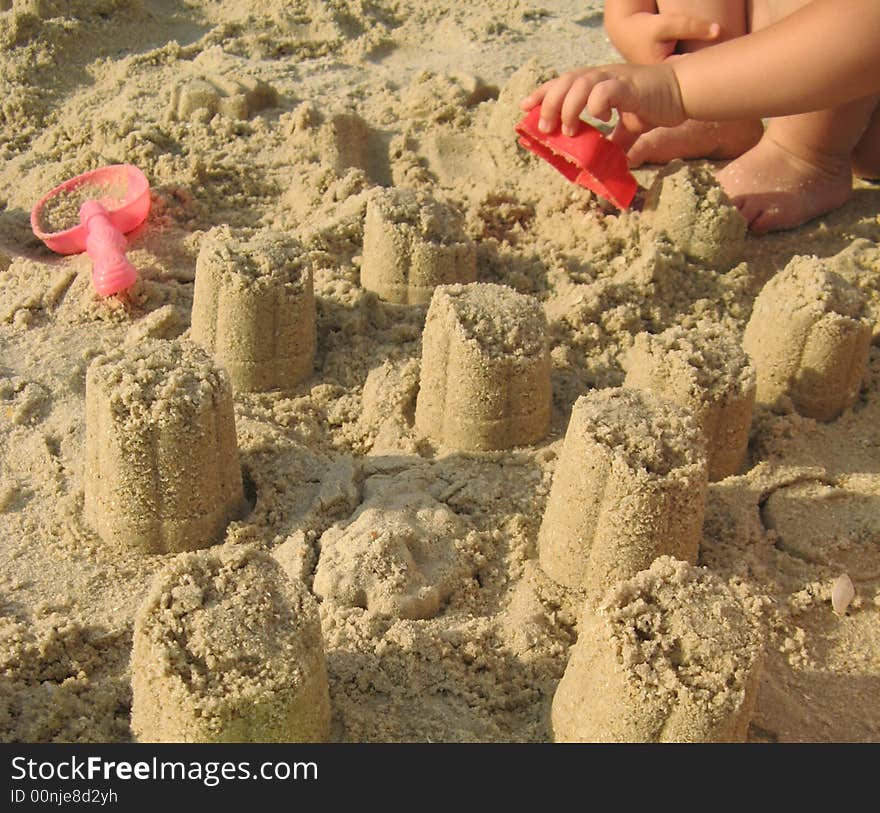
[537,74,581,132]
[654,13,720,44]
[560,77,593,135]
[522,64,676,136]
[536,72,641,131]
[519,84,549,111]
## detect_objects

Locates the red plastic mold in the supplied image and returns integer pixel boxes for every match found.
[515,107,638,210]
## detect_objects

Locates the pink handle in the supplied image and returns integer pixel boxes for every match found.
[80,200,138,296]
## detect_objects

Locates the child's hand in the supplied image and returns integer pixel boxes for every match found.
[607,12,721,64]
[519,63,687,149]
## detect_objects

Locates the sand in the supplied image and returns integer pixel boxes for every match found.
[35,177,131,235]
[2,0,880,743]
[644,160,747,271]
[743,255,872,421]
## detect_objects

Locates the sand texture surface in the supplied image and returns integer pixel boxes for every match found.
[2,0,880,743]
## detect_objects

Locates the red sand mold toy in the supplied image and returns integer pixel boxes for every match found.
[515,107,638,210]
[31,164,151,297]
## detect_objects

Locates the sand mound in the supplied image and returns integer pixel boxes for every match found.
[644,160,747,270]
[360,187,476,304]
[190,225,316,391]
[415,282,551,450]
[313,489,476,620]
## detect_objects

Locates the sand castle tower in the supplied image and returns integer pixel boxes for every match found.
[644,160,747,270]
[415,282,551,450]
[624,325,756,481]
[743,256,872,421]
[552,557,764,742]
[538,388,707,602]
[191,226,316,392]
[131,547,331,743]
[84,339,244,554]
[360,188,477,305]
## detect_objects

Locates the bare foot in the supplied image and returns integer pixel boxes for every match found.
[716,135,854,234]
[626,118,763,168]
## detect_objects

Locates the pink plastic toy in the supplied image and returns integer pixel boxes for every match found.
[30,164,151,297]
[515,107,638,210]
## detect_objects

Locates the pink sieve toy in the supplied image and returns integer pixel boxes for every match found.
[30,164,151,297]
[515,107,638,210]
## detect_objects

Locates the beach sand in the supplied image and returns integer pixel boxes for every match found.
[1,0,879,742]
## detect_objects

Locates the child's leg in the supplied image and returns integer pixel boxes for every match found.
[717,0,880,232]
[626,0,763,167]
[851,104,880,180]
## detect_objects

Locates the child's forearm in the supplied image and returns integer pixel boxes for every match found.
[674,0,880,120]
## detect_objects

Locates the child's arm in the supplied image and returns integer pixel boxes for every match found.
[604,0,721,64]
[675,0,879,119]
[523,0,880,141]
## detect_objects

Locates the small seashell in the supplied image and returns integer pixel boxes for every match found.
[831,573,855,615]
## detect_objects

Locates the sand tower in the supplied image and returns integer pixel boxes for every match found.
[191,226,316,392]
[644,160,747,270]
[624,324,756,481]
[552,557,764,742]
[84,339,244,554]
[538,388,707,601]
[743,256,872,421]
[131,547,331,743]
[414,282,551,450]
[360,188,476,305]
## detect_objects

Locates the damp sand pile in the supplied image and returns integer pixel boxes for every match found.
[2,0,880,743]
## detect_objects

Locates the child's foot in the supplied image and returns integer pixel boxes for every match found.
[626,118,763,168]
[716,135,854,234]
